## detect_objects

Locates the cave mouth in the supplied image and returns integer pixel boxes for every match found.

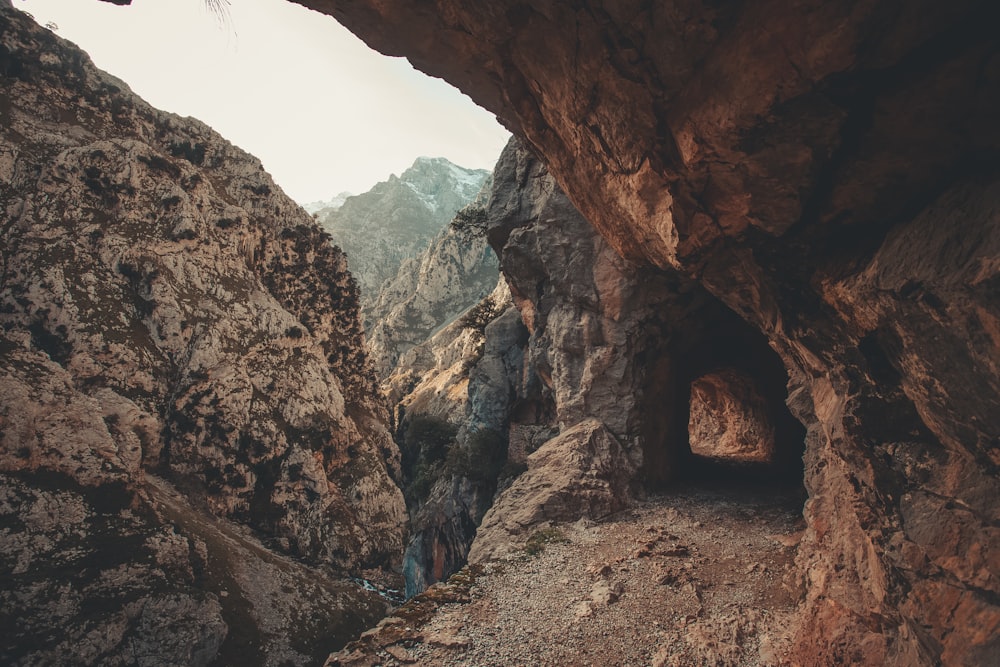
[640,297,806,496]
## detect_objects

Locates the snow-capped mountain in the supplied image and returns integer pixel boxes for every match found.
[316,157,491,313]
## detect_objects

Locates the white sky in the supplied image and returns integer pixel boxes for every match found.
[15,0,511,205]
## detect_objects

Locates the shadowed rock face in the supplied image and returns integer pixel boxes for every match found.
[286,1,1000,663]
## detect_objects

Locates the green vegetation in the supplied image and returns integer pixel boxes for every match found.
[168,140,206,166]
[401,415,458,505]
[399,417,511,506]
[404,415,456,468]
[523,527,569,556]
[449,205,488,237]
[459,295,504,336]
[458,294,507,370]
[406,460,444,505]
[445,428,507,483]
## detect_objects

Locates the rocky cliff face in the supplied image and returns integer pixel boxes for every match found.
[297,1,1000,663]
[316,157,489,312]
[471,138,803,561]
[392,138,800,594]
[0,8,405,665]
[366,178,499,377]
[383,276,523,597]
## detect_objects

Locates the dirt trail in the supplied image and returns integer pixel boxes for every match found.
[330,484,806,666]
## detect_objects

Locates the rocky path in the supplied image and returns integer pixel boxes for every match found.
[329,484,806,666]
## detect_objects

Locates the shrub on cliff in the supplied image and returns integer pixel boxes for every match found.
[459,295,504,336]
[446,428,507,484]
[449,205,488,238]
[401,415,458,504]
[403,415,456,467]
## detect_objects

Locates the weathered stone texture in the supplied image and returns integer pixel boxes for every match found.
[1,7,403,664]
[469,418,635,562]
[688,368,776,462]
[297,1,1000,662]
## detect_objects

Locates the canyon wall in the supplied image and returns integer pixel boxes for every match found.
[367,180,499,377]
[471,138,801,561]
[393,138,803,593]
[297,1,1000,663]
[391,278,525,596]
[0,8,405,664]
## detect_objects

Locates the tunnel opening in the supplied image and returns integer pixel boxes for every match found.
[640,295,806,495]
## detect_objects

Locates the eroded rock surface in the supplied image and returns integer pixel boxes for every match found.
[296,1,1000,662]
[469,418,634,562]
[367,179,499,378]
[396,138,803,598]
[1,8,403,664]
[688,369,776,463]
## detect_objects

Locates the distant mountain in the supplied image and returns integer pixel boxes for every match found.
[302,190,353,214]
[316,157,490,313]
[367,176,499,377]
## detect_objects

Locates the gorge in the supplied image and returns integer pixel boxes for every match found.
[300,1,1000,663]
[2,1,999,665]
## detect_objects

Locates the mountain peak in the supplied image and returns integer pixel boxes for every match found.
[399,157,491,204]
[314,155,493,304]
[302,190,353,214]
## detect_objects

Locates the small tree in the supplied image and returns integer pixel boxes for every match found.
[400,415,458,505]
[449,205,488,237]
[459,295,504,335]
[404,415,457,467]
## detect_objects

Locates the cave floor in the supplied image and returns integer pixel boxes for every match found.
[336,485,806,666]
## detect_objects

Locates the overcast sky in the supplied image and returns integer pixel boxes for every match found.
[16,0,511,205]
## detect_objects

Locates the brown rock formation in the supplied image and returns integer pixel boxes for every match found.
[485,138,803,490]
[1,8,404,664]
[291,1,1000,663]
[688,368,776,463]
[468,418,635,562]
[400,138,804,597]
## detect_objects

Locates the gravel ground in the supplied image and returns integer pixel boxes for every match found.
[329,486,806,667]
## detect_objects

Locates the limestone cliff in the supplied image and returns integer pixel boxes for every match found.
[366,177,499,377]
[472,138,803,561]
[295,2,1000,663]
[0,8,405,665]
